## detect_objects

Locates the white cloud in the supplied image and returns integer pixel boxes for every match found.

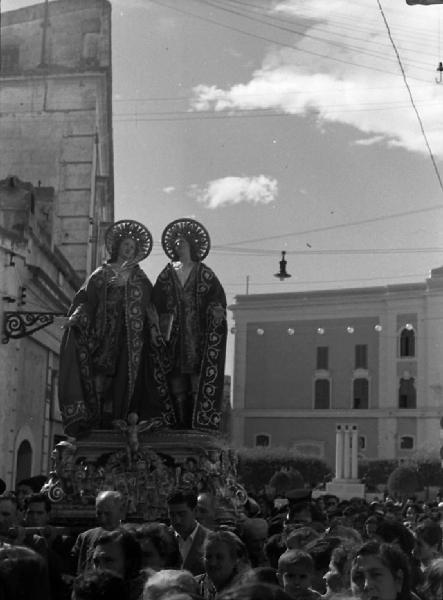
[191,0,443,155]
[162,186,176,194]
[353,135,388,146]
[191,175,278,209]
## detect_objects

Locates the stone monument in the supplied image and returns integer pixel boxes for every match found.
[325,424,365,499]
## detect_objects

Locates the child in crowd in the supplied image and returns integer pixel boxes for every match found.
[277,549,321,600]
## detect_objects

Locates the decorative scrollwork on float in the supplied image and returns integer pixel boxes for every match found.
[2,311,66,343]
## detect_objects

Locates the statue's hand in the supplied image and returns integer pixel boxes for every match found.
[108,273,126,287]
[121,259,138,271]
[58,317,72,329]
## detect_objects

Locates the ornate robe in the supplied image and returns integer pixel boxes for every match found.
[152,262,227,431]
[59,263,173,437]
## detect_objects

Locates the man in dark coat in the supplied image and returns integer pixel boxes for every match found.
[71,490,124,574]
[167,488,210,575]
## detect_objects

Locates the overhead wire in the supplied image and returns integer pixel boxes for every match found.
[196,0,434,71]
[147,0,432,84]
[221,0,443,57]
[377,0,443,196]
[215,204,443,248]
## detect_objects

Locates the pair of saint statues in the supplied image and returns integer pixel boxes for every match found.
[58,218,227,439]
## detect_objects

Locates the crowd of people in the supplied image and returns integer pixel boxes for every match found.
[1,482,443,600]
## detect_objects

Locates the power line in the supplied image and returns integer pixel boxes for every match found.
[211,247,443,257]
[377,0,443,196]
[228,0,443,51]
[216,204,443,247]
[112,81,436,104]
[147,0,431,84]
[113,99,441,120]
[197,0,434,71]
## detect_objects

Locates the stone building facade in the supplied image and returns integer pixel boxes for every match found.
[0,176,79,488]
[0,0,114,279]
[230,269,443,468]
[0,0,114,488]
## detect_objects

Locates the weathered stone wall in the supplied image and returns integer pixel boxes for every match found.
[0,0,113,280]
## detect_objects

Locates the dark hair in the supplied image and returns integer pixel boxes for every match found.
[278,549,314,574]
[0,493,18,508]
[204,530,248,563]
[0,545,50,600]
[415,518,442,550]
[263,534,286,570]
[108,236,140,263]
[93,529,141,580]
[135,523,181,569]
[375,520,415,555]
[167,489,197,510]
[72,569,127,600]
[419,557,443,599]
[351,541,411,599]
[245,567,279,587]
[218,582,293,600]
[25,493,51,513]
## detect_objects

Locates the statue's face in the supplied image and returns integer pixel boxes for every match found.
[174,236,191,259]
[118,237,137,261]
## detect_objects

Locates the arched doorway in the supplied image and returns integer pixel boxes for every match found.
[15,440,33,485]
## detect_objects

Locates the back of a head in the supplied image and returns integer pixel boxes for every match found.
[217,582,293,600]
[72,569,127,600]
[167,489,197,509]
[420,556,443,599]
[143,569,199,600]
[375,519,415,555]
[415,518,443,550]
[0,545,50,600]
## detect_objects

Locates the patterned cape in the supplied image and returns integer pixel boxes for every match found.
[59,264,173,437]
[152,262,227,431]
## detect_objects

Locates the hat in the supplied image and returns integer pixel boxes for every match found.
[105,220,153,261]
[161,218,210,261]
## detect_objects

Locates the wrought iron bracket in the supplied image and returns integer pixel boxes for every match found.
[2,311,66,343]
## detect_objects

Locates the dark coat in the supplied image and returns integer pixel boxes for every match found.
[182,523,210,576]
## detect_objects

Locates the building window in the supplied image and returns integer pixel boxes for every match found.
[1,45,20,74]
[314,378,330,409]
[359,436,367,451]
[353,378,369,409]
[316,346,329,370]
[399,377,416,408]
[399,328,415,357]
[255,434,270,447]
[400,436,414,450]
[355,345,368,369]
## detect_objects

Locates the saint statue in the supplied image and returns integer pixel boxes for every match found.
[59,220,173,437]
[152,218,227,430]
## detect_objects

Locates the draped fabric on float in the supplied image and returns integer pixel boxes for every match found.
[59,264,174,437]
[153,262,227,431]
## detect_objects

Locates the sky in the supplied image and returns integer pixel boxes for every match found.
[4,0,443,373]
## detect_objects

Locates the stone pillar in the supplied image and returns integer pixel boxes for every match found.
[335,424,344,479]
[343,426,351,479]
[351,425,359,480]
